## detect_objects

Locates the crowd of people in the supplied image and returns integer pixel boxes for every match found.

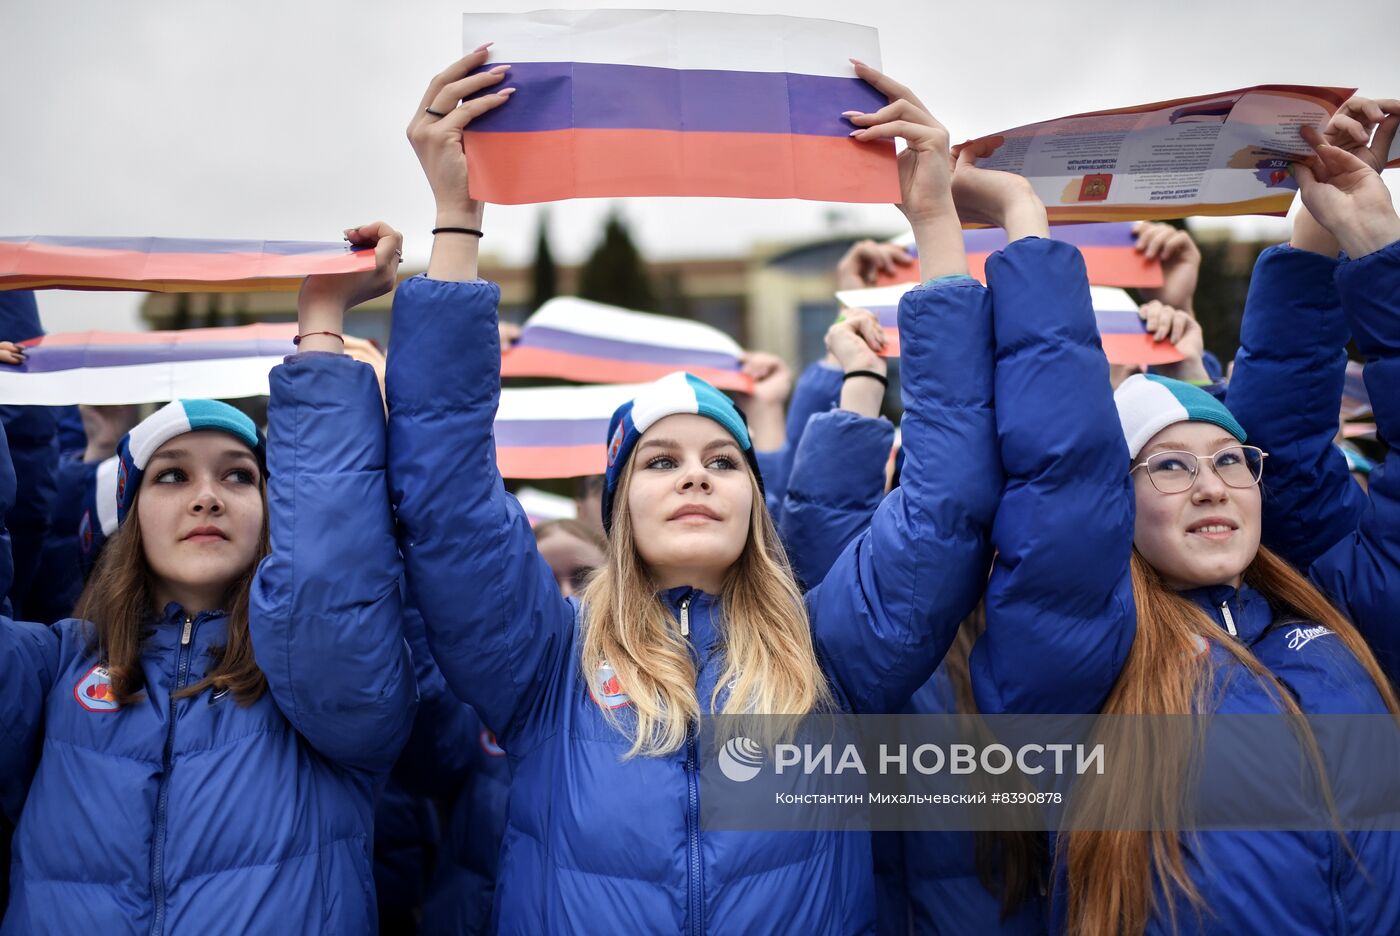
[1,47,1398,935]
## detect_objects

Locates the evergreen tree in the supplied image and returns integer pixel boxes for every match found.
[530,210,558,312]
[577,210,656,311]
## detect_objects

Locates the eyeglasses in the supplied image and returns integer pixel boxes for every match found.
[1130,445,1267,495]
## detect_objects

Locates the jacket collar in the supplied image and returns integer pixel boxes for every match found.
[1180,582,1273,646]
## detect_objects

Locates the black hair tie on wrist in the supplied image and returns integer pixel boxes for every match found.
[431,227,484,238]
[843,369,888,388]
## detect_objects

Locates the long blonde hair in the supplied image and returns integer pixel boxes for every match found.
[578,455,834,758]
[1063,547,1400,936]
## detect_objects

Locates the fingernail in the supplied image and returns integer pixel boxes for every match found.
[849,129,862,138]
[849,58,866,66]
[499,87,516,96]
[841,111,862,117]
[473,42,494,52]
[490,64,511,73]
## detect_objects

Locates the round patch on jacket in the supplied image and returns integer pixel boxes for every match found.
[606,423,626,468]
[588,661,632,710]
[74,664,120,712]
[479,728,506,757]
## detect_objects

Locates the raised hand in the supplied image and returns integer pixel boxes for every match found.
[734,351,793,452]
[1132,221,1200,312]
[826,309,887,417]
[846,63,952,223]
[846,62,966,277]
[825,309,887,374]
[297,222,403,353]
[0,340,24,366]
[739,351,794,407]
[1136,299,1204,360]
[1296,128,1400,258]
[1323,96,1400,173]
[836,239,914,290]
[950,136,1048,241]
[407,47,514,225]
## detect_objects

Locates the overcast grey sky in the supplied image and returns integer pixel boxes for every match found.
[5,0,1399,331]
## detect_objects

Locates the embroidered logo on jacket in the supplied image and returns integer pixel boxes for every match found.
[74,664,120,712]
[1286,625,1331,651]
[607,423,626,468]
[589,661,632,710]
[479,728,506,757]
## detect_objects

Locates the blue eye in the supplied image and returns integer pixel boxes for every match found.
[1152,457,1190,473]
[645,455,677,470]
[154,468,186,484]
[227,468,257,484]
[707,456,738,470]
[1215,450,1243,467]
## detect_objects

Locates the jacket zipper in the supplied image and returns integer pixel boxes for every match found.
[1219,600,1238,637]
[679,588,702,935]
[685,727,704,936]
[149,615,197,936]
[679,591,694,637]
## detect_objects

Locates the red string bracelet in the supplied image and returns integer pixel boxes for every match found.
[293,331,344,346]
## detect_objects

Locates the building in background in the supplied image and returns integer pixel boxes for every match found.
[138,236,880,373]
[138,227,1272,372]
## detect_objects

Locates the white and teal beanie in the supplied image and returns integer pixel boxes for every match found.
[1114,373,1246,460]
[601,371,761,533]
[115,399,262,524]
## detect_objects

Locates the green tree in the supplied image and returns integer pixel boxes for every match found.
[577,210,656,311]
[530,210,558,312]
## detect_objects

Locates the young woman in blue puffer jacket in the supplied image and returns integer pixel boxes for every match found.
[954,120,1400,932]
[0,226,416,934]
[385,52,1000,934]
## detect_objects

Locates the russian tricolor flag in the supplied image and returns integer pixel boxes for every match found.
[836,283,1184,366]
[501,296,753,392]
[459,10,897,204]
[0,236,374,293]
[4,320,646,479]
[874,223,1164,288]
[2,324,298,405]
[495,382,648,479]
[1342,360,1370,419]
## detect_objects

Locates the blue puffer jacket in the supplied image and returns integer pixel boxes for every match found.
[385,271,999,933]
[24,452,97,625]
[972,238,1136,716]
[753,360,845,526]
[0,353,417,934]
[1043,583,1400,935]
[1228,239,1400,679]
[1028,238,1400,933]
[394,600,513,936]
[780,389,1046,935]
[0,292,57,621]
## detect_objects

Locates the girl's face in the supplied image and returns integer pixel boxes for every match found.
[136,430,264,611]
[625,413,753,593]
[1131,421,1261,591]
[537,528,606,598]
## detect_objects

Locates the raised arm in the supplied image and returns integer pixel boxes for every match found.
[392,597,488,799]
[1287,115,1400,675]
[0,422,61,821]
[955,143,1136,715]
[387,52,575,744]
[1224,239,1363,569]
[806,65,999,713]
[780,310,893,590]
[249,223,416,773]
